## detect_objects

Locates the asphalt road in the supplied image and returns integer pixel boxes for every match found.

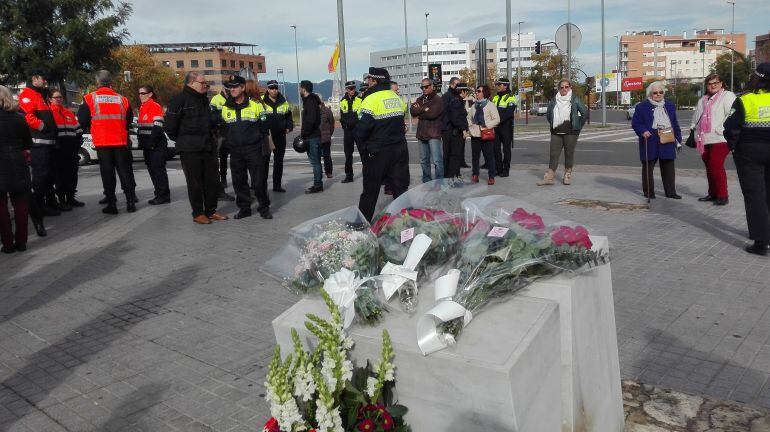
[82,110,727,174]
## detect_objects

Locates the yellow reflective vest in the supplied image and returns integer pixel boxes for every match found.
[740,90,770,128]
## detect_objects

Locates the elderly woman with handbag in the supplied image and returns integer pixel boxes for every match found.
[632,81,683,199]
[688,73,736,206]
[538,79,588,185]
[467,84,500,185]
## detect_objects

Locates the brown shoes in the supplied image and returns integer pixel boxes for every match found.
[208,212,229,221]
[193,215,211,224]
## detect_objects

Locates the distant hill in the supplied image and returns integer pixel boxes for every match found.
[259,79,362,104]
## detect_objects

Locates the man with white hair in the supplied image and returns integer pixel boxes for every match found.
[78,70,137,214]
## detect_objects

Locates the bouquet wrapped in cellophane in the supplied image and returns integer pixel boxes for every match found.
[263,207,385,326]
[417,195,610,355]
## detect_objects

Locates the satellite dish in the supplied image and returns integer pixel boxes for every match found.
[555,23,582,52]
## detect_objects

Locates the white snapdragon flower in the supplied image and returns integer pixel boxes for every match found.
[276,398,304,432]
[293,364,317,402]
[365,376,378,398]
[384,366,395,382]
[316,402,344,432]
[341,358,353,382]
[321,355,338,390]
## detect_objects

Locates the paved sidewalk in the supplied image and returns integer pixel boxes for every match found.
[0,160,769,431]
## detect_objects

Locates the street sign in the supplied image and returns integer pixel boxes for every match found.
[600,78,610,88]
[555,23,582,52]
[594,73,619,93]
[523,80,533,88]
[621,76,644,91]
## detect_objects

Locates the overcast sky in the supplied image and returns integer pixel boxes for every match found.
[125,0,768,82]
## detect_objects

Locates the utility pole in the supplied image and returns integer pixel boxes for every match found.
[425,12,430,68]
[614,35,620,107]
[506,0,512,85]
[517,21,524,104]
[600,0,606,126]
[727,0,735,91]
[291,25,302,126]
[566,0,571,81]
[403,0,413,132]
[336,0,347,85]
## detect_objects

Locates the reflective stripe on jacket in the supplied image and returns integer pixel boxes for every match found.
[83,88,130,147]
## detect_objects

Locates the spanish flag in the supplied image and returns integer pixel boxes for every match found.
[328,43,340,73]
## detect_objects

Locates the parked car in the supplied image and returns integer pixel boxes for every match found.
[79,123,177,166]
[626,103,638,120]
[529,103,548,116]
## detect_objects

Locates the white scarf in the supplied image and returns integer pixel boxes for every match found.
[553,90,572,127]
[649,98,671,129]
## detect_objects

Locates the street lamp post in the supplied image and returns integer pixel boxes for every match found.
[425,12,430,67]
[567,0,571,82]
[614,35,620,107]
[600,0,606,126]
[403,0,413,132]
[506,0,512,85]
[336,0,347,86]
[517,21,524,104]
[727,0,735,91]
[291,25,302,125]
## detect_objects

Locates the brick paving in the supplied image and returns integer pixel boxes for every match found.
[0,159,769,431]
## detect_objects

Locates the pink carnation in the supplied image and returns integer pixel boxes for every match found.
[551,226,592,249]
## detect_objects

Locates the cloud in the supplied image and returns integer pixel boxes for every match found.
[124,0,769,82]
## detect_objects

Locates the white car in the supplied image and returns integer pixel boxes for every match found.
[626,104,638,120]
[529,103,548,116]
[79,125,176,166]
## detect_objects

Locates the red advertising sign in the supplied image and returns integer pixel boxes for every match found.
[622,77,644,91]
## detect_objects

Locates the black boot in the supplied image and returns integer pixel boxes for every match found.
[233,208,252,219]
[57,196,73,212]
[745,241,769,256]
[67,195,85,207]
[98,196,108,205]
[126,193,137,213]
[102,202,118,215]
[33,220,47,237]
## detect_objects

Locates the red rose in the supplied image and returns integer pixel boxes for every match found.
[551,226,577,246]
[358,419,375,432]
[262,417,280,432]
[574,226,592,249]
[372,214,390,235]
[511,208,545,230]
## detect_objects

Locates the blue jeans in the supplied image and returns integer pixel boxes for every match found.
[305,138,322,187]
[419,138,444,183]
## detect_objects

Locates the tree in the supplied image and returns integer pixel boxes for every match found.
[0,0,132,98]
[110,45,184,108]
[711,52,752,92]
[458,67,476,89]
[527,50,581,103]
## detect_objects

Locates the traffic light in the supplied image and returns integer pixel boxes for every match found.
[699,40,706,53]
[535,41,542,55]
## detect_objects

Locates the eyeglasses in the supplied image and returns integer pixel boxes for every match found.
[707,81,721,86]
[421,85,431,89]
[475,89,483,93]
[559,86,571,89]
[138,92,149,95]
[651,91,664,95]
[51,96,63,99]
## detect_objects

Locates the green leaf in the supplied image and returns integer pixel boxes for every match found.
[388,404,408,418]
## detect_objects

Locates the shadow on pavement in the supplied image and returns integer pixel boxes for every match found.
[98,383,171,431]
[0,265,199,432]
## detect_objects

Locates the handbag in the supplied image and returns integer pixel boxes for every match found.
[658,127,676,144]
[685,110,702,148]
[480,127,495,141]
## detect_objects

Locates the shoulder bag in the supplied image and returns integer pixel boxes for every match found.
[481,127,495,141]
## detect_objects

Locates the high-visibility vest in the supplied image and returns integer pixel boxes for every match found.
[358,89,406,120]
[221,99,266,123]
[137,99,165,143]
[261,95,291,115]
[740,90,770,128]
[83,87,130,147]
[492,93,518,109]
[51,105,82,139]
[340,95,362,113]
[210,93,227,111]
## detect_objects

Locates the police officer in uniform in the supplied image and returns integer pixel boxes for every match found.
[77,70,137,214]
[355,67,409,221]
[339,81,361,183]
[492,78,519,177]
[137,85,170,204]
[261,80,293,192]
[220,75,272,220]
[210,87,236,201]
[724,62,770,256]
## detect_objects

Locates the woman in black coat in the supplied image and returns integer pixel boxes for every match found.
[0,85,34,253]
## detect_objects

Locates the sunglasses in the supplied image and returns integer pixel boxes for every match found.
[138,92,149,95]
[559,86,571,89]
[651,91,664,95]
[475,89,483,93]
[421,85,431,89]
[51,96,63,99]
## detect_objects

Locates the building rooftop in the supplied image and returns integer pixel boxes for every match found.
[145,42,260,54]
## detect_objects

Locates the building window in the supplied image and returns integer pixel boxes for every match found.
[240,61,245,68]
[249,62,254,69]
[205,59,213,68]
[191,60,199,68]
[221,59,227,67]
[230,60,236,68]
[162,61,170,67]
[176,60,184,68]
[257,62,263,70]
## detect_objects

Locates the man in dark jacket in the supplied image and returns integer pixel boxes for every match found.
[411,78,445,182]
[441,77,468,168]
[18,70,60,230]
[339,81,361,183]
[300,80,323,193]
[355,67,409,221]
[165,72,229,224]
[444,83,470,178]
[261,80,293,192]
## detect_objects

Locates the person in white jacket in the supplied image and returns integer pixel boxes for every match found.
[690,73,736,205]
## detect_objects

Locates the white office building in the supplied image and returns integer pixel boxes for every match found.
[371,33,541,102]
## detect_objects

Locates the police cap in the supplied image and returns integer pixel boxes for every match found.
[345,80,357,89]
[224,75,246,88]
[266,79,280,89]
[756,63,770,80]
[495,78,510,86]
[366,67,390,82]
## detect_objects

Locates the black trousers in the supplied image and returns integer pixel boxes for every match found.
[734,141,770,242]
[143,145,170,201]
[231,146,269,213]
[180,148,219,217]
[471,137,497,179]
[322,141,333,175]
[359,143,410,221]
[96,146,136,204]
[343,128,356,178]
[444,131,464,178]
[641,159,676,198]
[494,121,514,174]
[268,130,287,188]
[54,142,80,200]
[218,137,230,180]
[29,146,53,220]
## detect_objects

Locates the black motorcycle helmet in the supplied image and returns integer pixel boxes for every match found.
[292,136,306,153]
